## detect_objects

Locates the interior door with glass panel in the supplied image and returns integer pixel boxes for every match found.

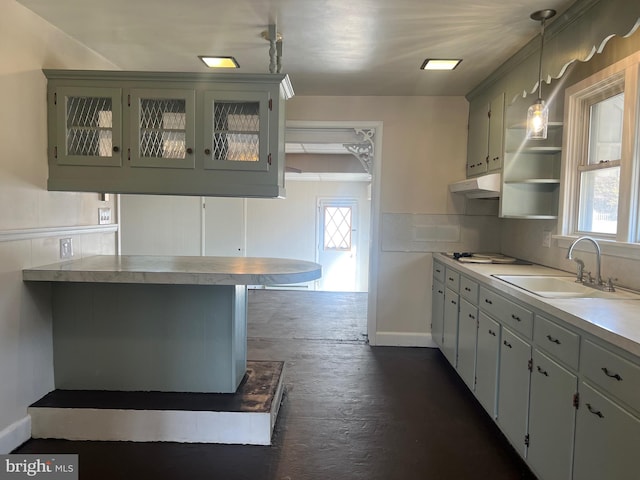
[203,91,270,171]
[317,199,358,292]
[54,86,122,166]
[128,89,196,168]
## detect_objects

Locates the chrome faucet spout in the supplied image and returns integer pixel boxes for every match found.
[567,236,602,285]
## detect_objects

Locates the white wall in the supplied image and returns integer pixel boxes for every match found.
[0,0,118,453]
[120,179,372,292]
[247,179,371,291]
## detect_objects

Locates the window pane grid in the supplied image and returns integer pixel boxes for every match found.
[324,206,352,251]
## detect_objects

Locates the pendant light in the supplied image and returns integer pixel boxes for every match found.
[526,9,556,140]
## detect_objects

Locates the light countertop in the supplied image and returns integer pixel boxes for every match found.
[22,255,322,286]
[436,254,640,358]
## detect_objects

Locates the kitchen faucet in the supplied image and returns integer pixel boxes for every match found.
[566,236,605,288]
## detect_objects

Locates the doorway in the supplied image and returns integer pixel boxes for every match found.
[317,198,359,291]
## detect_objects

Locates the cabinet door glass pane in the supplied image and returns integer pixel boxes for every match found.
[66,96,113,157]
[213,101,260,162]
[139,98,186,159]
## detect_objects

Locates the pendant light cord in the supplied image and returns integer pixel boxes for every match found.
[537,18,547,101]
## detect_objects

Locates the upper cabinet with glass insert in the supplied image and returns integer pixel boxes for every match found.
[53,86,123,167]
[45,70,294,198]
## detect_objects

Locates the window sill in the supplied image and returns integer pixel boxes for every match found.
[554,235,640,260]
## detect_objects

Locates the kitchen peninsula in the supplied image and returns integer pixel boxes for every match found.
[23,255,322,394]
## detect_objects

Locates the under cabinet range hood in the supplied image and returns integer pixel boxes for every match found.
[448,173,501,198]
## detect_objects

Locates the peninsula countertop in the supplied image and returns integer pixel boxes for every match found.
[22,255,322,286]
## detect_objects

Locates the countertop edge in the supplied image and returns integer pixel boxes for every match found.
[22,255,322,286]
[434,253,640,359]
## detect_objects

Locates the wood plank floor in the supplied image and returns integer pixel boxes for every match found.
[15,290,536,479]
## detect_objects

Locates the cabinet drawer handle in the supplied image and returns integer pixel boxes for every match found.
[488,329,496,337]
[448,277,455,282]
[536,366,548,376]
[546,335,561,345]
[113,146,120,153]
[450,300,457,305]
[437,289,443,294]
[601,367,623,381]
[511,314,521,322]
[468,314,476,320]
[484,299,493,305]
[435,268,442,274]
[464,287,471,292]
[503,340,512,349]
[586,403,604,418]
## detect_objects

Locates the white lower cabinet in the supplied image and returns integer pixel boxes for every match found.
[573,382,640,480]
[497,327,531,457]
[527,349,577,480]
[442,288,459,367]
[475,312,500,417]
[457,298,478,389]
[431,279,445,348]
[432,259,640,480]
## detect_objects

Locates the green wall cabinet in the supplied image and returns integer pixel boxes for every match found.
[45,70,294,198]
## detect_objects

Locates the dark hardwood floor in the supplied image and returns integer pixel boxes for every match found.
[15,290,536,479]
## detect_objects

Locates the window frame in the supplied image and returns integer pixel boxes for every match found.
[558,51,640,251]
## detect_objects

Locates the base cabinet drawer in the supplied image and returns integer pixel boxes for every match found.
[581,339,640,411]
[573,382,640,480]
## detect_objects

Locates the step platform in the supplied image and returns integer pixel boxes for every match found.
[28,361,284,446]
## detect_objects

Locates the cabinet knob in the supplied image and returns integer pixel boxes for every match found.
[204,148,211,155]
[186,147,193,155]
[113,146,120,153]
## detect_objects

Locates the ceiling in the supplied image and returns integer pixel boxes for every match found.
[18,0,578,96]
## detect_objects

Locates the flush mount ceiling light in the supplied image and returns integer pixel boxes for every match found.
[526,9,556,140]
[198,56,240,68]
[420,59,462,71]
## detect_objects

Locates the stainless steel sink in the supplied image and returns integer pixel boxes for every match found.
[492,275,640,299]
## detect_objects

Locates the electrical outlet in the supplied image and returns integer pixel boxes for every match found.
[60,238,73,259]
[99,207,112,225]
[542,230,552,248]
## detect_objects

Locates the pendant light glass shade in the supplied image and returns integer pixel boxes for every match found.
[526,9,556,140]
[526,99,548,139]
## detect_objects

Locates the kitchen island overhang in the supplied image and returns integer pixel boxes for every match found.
[23,255,322,394]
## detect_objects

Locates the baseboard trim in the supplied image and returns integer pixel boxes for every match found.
[374,331,437,348]
[0,416,31,454]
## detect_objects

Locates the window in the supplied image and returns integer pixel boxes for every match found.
[561,52,640,245]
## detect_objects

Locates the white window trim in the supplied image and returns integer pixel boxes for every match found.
[557,49,640,253]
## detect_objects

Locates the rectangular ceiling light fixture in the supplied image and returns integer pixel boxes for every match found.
[420,59,462,71]
[198,56,240,68]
